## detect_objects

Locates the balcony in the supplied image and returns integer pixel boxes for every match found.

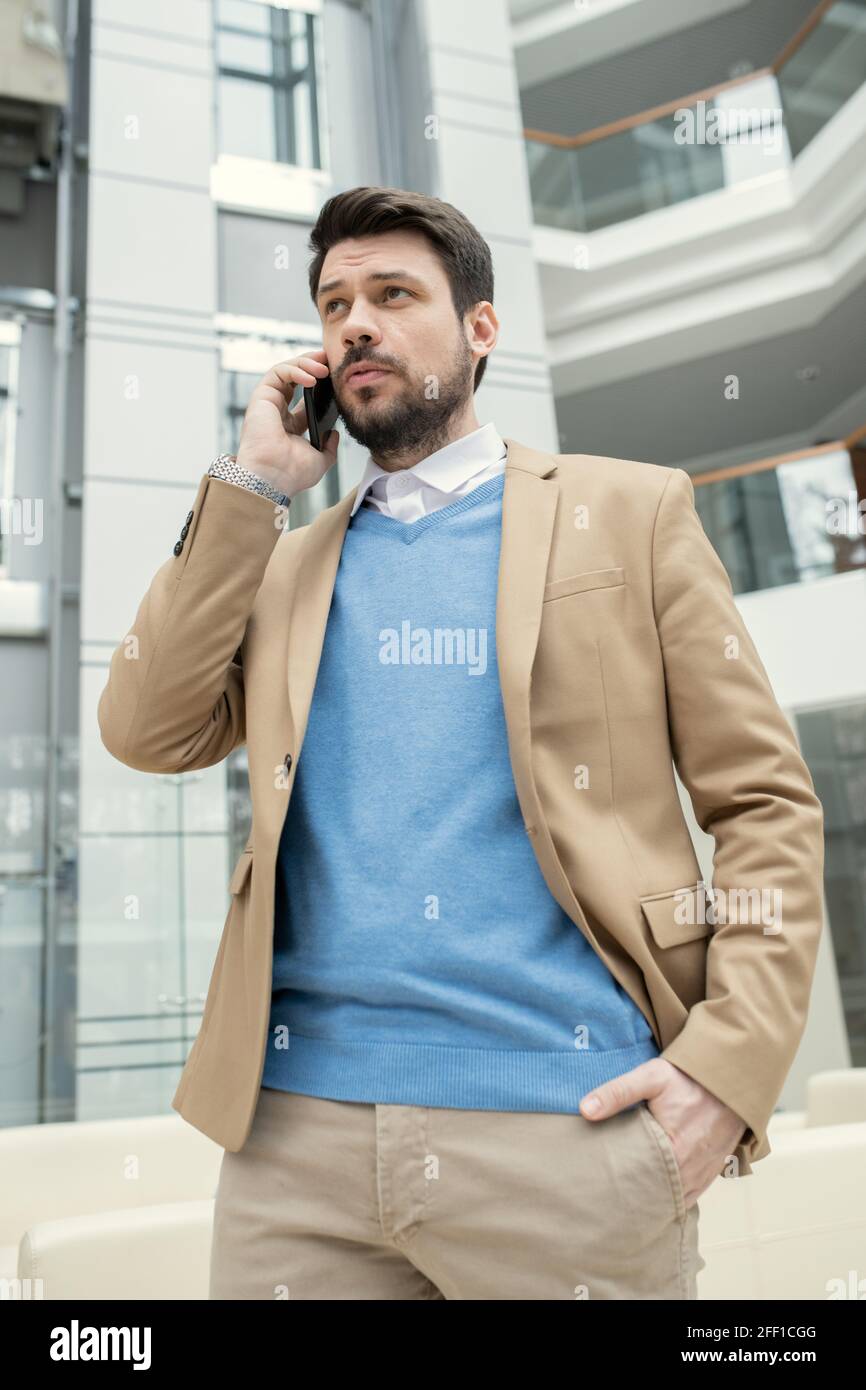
[525,0,866,233]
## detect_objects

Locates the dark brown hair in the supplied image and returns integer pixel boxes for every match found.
[308,186,494,391]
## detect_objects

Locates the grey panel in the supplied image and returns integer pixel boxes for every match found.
[0,180,57,294]
[218,211,318,321]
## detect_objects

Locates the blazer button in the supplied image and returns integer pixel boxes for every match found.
[173,540,183,556]
[284,753,293,773]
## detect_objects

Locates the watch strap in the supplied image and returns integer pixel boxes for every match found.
[207,453,292,509]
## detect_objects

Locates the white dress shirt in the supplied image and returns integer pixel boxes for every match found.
[349,421,507,524]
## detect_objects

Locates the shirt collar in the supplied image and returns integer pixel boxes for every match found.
[349,422,506,517]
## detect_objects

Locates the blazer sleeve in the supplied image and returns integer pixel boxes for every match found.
[650,466,825,1166]
[97,471,286,774]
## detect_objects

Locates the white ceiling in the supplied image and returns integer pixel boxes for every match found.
[552,278,866,470]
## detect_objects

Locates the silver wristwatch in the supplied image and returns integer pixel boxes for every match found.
[207,453,292,509]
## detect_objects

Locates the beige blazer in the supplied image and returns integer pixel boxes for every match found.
[98,438,826,1176]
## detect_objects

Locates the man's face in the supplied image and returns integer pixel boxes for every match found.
[315,228,480,459]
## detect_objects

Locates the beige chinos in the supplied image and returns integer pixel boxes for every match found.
[208,1084,705,1300]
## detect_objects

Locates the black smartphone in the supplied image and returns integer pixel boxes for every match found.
[303,372,339,451]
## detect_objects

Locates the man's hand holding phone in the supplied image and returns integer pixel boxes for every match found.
[235,349,339,502]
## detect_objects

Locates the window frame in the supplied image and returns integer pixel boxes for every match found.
[214,0,323,171]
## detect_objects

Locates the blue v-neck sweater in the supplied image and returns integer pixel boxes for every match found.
[263,473,659,1109]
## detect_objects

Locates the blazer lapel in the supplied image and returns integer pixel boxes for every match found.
[286,486,356,751]
[285,436,560,771]
[495,438,560,825]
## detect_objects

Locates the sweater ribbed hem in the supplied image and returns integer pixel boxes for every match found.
[260,1032,660,1111]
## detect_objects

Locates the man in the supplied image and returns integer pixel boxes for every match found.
[98,186,825,1300]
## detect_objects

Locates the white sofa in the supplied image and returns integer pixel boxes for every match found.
[803,1068,866,1127]
[16,1199,215,1300]
[764,1068,866,1139]
[697,1120,866,1299]
[1,1113,221,1296]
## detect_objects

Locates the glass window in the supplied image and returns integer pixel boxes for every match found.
[215,0,322,169]
[220,366,261,458]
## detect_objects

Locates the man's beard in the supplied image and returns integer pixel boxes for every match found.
[335,334,474,466]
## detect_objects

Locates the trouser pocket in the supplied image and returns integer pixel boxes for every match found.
[638,1101,687,1222]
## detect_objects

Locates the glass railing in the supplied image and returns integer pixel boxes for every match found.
[778,0,866,157]
[526,108,726,234]
[526,0,866,233]
[692,428,866,595]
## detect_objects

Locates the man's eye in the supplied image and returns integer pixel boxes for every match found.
[324,287,409,315]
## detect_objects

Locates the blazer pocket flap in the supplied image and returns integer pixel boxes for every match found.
[640,885,712,948]
[228,847,253,895]
[543,566,624,602]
